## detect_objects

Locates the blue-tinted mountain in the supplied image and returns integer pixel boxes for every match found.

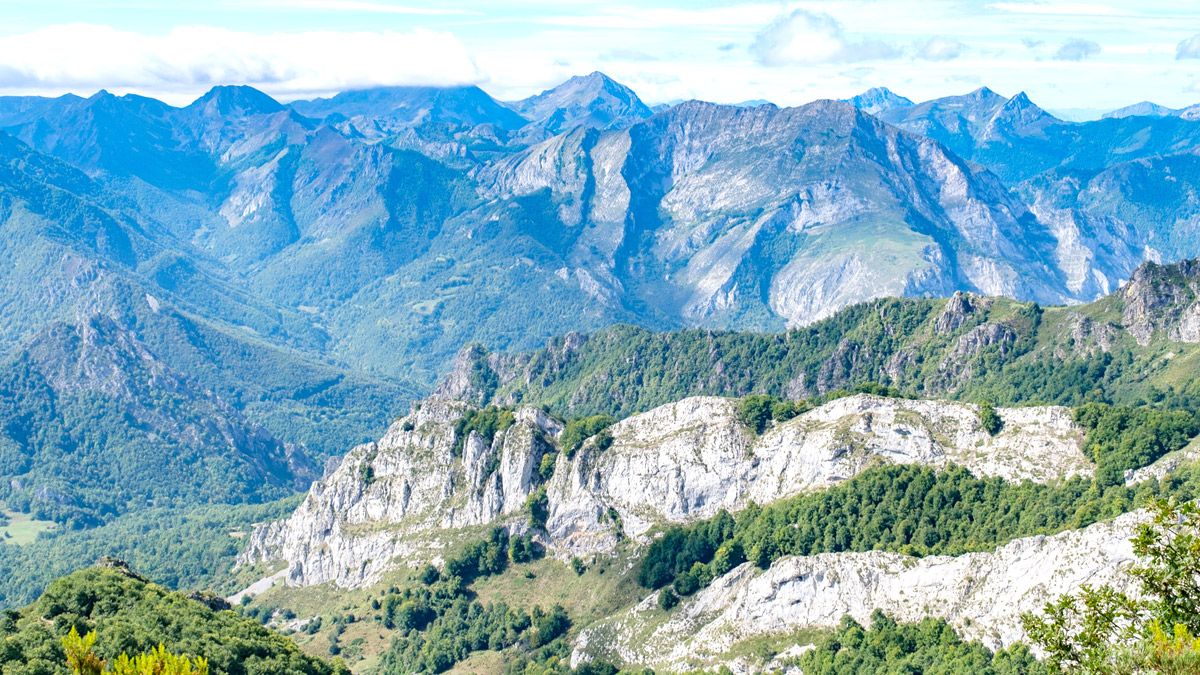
[510,71,653,137]
[1103,100,1200,121]
[843,87,913,115]
[291,85,526,130]
[289,85,528,162]
[0,128,416,527]
[2,77,1200,398]
[1017,151,1200,297]
[1103,101,1180,119]
[470,99,1067,333]
[880,88,1200,182]
[0,315,314,527]
[0,91,217,191]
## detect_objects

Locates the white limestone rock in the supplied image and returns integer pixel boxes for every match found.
[240,394,1091,588]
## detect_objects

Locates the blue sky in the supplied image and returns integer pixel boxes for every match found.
[1,1,1198,118]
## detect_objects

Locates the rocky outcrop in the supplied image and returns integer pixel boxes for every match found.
[240,394,1090,588]
[1126,438,1200,485]
[573,511,1143,671]
[934,292,983,334]
[239,400,560,587]
[1120,259,1200,345]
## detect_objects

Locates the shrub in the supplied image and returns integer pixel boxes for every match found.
[978,401,1003,436]
[559,415,616,458]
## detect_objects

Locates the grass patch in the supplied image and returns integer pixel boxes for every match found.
[471,551,645,627]
[0,509,57,545]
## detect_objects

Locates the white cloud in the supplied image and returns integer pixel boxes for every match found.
[240,0,473,14]
[917,37,966,61]
[1178,34,1200,59]
[751,9,900,66]
[0,23,482,103]
[987,2,1124,16]
[1053,38,1101,60]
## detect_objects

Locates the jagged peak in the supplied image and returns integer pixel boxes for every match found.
[994,91,1058,123]
[513,71,652,130]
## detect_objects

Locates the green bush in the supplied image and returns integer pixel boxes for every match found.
[979,401,1003,436]
[559,415,616,458]
[451,407,516,458]
[0,566,346,674]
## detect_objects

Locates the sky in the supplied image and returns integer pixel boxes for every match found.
[1,0,1199,119]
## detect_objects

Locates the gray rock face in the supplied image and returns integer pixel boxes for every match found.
[843,87,914,115]
[933,292,982,334]
[240,394,1090,588]
[240,400,559,587]
[479,99,1070,329]
[1119,259,1200,345]
[573,511,1143,670]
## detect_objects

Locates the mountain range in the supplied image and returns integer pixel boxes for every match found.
[1,72,1200,538]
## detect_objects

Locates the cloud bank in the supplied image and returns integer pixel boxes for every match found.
[917,37,966,61]
[0,23,481,102]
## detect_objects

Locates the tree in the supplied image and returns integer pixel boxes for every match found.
[1022,499,1200,673]
[63,627,210,675]
[978,401,1003,436]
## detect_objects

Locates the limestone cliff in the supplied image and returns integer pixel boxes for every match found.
[240,394,1090,588]
[572,511,1143,671]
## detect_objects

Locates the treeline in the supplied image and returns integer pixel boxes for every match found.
[638,462,1200,600]
[475,296,1200,420]
[1075,402,1200,485]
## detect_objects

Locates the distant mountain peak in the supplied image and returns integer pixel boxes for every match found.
[984,91,1059,139]
[189,85,284,116]
[511,72,652,135]
[843,87,914,115]
[1102,101,1179,119]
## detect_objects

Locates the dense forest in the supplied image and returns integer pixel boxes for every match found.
[0,498,301,607]
[796,612,1038,674]
[638,460,1200,599]
[465,293,1200,420]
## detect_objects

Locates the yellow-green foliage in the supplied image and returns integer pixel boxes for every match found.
[63,628,209,675]
[0,565,347,674]
[1023,499,1200,673]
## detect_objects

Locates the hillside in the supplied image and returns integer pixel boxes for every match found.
[233,381,1200,671]
[0,560,346,674]
[2,74,1200,672]
[442,259,1200,418]
[2,78,1199,386]
[217,259,1200,671]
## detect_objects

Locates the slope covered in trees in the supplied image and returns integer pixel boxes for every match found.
[451,263,1200,419]
[0,562,346,674]
[637,462,1200,600]
[0,497,300,607]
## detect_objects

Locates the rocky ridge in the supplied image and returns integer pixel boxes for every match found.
[572,511,1144,671]
[240,394,1090,588]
